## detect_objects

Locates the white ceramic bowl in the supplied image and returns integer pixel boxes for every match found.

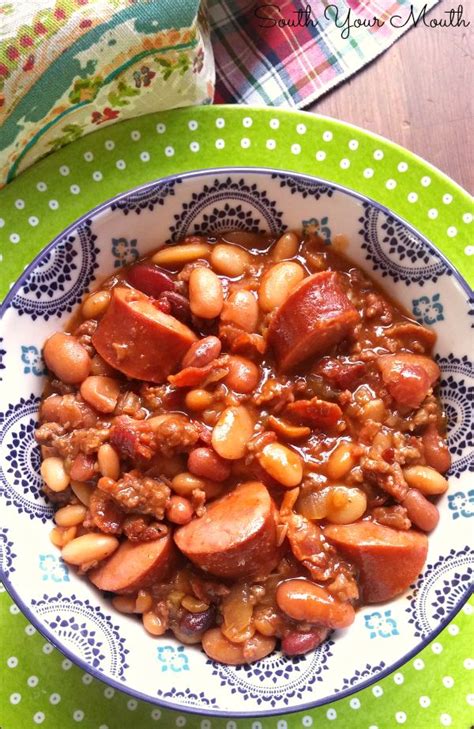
[0,168,472,717]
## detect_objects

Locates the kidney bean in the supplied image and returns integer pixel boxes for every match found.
[69,453,96,482]
[281,627,329,656]
[127,262,175,297]
[182,336,222,368]
[43,332,91,384]
[276,579,355,629]
[224,356,260,394]
[188,447,231,481]
[179,605,216,637]
[422,423,451,473]
[402,488,440,532]
[157,291,191,323]
[165,495,193,525]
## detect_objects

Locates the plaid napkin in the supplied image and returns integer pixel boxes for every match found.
[209,0,439,107]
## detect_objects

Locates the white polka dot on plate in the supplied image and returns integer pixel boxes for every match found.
[99,725,109,729]
[251,723,262,729]
[127,699,137,710]
[156,123,166,134]
[466,693,474,706]
[70,184,81,194]
[215,139,225,149]
[462,212,472,224]
[27,675,39,687]
[322,130,333,142]
[373,149,384,160]
[432,642,443,654]
[413,658,425,670]
[188,120,198,131]
[176,717,186,727]
[14,198,25,209]
[397,161,408,172]
[10,693,21,704]
[189,141,200,153]
[465,245,474,255]
[291,143,301,155]
[442,675,454,688]
[42,643,53,654]
[49,693,61,705]
[448,623,459,635]
[116,159,126,170]
[36,181,47,191]
[140,151,150,162]
[7,656,18,668]
[73,709,84,722]
[407,192,418,203]
[104,687,115,697]
[386,179,397,189]
[240,137,251,148]
[326,708,337,720]
[428,208,439,219]
[372,685,383,697]
[151,709,162,720]
[420,175,431,187]
[9,233,20,243]
[296,123,307,134]
[340,158,350,169]
[277,720,287,729]
[62,659,72,670]
[59,165,70,176]
[82,673,92,685]
[302,716,313,727]
[28,216,39,227]
[105,140,115,150]
[315,150,326,161]
[130,130,140,141]
[200,720,211,729]
[443,193,453,204]
[349,697,360,709]
[10,604,20,613]
[348,139,359,150]
[33,712,45,724]
[363,168,374,178]
[215,117,225,128]
[164,145,175,157]
[266,139,276,150]
[447,226,457,238]
[463,658,473,669]
[92,171,103,182]
[269,118,280,129]
[49,199,59,210]
[395,711,407,724]
[419,695,431,708]
[24,625,36,636]
[0,217,4,227]
[439,714,452,726]
[83,151,94,162]
[242,116,253,127]
[393,672,404,684]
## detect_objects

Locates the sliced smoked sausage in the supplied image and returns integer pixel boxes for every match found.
[324,521,428,603]
[267,271,359,371]
[174,481,280,579]
[89,533,175,594]
[92,287,196,382]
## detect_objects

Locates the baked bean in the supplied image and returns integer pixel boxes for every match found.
[326,442,355,481]
[181,595,209,613]
[276,579,355,629]
[212,405,254,460]
[361,398,386,423]
[272,231,299,260]
[189,267,223,319]
[281,628,329,656]
[135,590,153,613]
[224,356,260,393]
[267,415,310,440]
[210,243,251,277]
[171,472,224,500]
[54,504,87,527]
[403,465,448,495]
[50,526,77,548]
[182,336,221,368]
[43,332,91,384]
[112,595,136,614]
[184,388,213,411]
[166,495,193,525]
[221,289,259,332]
[82,290,111,320]
[258,442,303,487]
[258,261,305,312]
[202,628,276,665]
[41,457,70,492]
[80,376,121,414]
[69,453,96,482]
[422,424,451,473]
[61,533,119,566]
[142,611,167,636]
[152,242,211,267]
[90,354,116,377]
[402,488,440,532]
[97,443,121,480]
[70,480,94,506]
[188,447,231,481]
[326,487,367,524]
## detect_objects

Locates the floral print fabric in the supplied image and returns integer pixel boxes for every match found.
[0,0,214,185]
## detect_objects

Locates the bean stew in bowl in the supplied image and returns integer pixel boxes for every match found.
[2,168,471,714]
[38,228,450,665]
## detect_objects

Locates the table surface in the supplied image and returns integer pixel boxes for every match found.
[310,0,473,192]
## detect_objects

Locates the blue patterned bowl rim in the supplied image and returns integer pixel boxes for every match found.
[0,167,472,718]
